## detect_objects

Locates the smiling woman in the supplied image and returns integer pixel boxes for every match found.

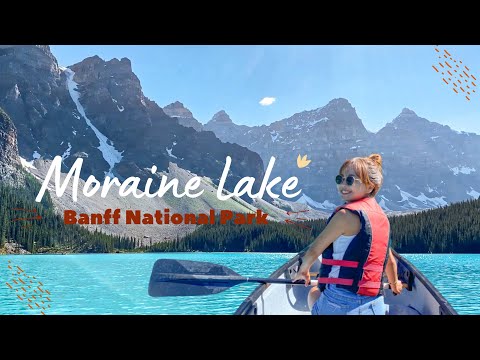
[293,153,400,316]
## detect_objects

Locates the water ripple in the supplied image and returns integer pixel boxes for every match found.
[1,253,478,314]
[0,253,293,315]
[403,254,480,315]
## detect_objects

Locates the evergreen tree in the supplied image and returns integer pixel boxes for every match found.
[147,199,480,253]
[0,172,138,253]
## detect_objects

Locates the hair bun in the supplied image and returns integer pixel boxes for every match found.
[368,153,382,169]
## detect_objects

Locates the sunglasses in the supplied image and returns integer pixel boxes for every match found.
[335,175,361,186]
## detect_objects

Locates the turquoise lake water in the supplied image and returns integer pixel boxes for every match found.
[0,253,478,315]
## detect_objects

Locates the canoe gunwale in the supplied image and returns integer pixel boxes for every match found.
[235,251,458,315]
[234,253,301,315]
[390,250,457,315]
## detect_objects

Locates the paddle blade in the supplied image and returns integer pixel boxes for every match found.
[148,259,243,297]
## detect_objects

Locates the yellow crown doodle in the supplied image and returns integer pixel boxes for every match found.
[297,154,311,168]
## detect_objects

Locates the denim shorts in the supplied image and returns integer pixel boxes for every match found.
[311,284,386,315]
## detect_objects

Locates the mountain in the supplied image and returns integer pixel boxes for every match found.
[0,45,265,198]
[0,45,109,180]
[204,110,250,139]
[203,99,480,211]
[203,98,373,209]
[0,46,325,244]
[23,157,327,243]
[375,108,480,209]
[163,101,203,131]
[0,107,24,186]
[67,54,268,196]
[5,45,477,218]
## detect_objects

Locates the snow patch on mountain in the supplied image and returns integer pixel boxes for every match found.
[112,98,125,111]
[61,142,72,160]
[64,68,124,177]
[449,166,476,175]
[309,117,328,127]
[378,197,391,211]
[19,156,36,170]
[467,188,480,199]
[270,131,279,142]
[166,147,177,159]
[166,147,183,160]
[378,195,392,211]
[395,185,447,208]
[296,193,337,210]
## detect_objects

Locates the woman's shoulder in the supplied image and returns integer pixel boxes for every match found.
[331,208,361,235]
[334,209,360,223]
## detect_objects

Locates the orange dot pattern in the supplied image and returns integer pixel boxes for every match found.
[5,260,52,315]
[433,46,476,101]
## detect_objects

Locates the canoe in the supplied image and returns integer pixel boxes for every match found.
[234,250,457,315]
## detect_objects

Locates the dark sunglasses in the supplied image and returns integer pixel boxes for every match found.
[335,175,361,186]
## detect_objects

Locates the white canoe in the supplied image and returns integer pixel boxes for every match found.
[234,251,457,315]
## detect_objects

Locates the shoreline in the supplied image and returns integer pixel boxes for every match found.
[0,249,474,256]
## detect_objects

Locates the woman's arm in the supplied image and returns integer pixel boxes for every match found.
[293,209,360,285]
[385,248,403,295]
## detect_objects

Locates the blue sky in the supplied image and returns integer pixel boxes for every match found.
[50,45,480,134]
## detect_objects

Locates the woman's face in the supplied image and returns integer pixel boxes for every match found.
[336,166,374,203]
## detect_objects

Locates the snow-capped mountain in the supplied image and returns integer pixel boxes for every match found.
[2,45,479,215]
[202,100,480,211]
[0,46,265,198]
[375,108,480,210]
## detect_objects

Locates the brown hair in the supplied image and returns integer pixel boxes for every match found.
[339,153,383,197]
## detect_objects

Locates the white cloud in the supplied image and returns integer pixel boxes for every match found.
[259,97,276,106]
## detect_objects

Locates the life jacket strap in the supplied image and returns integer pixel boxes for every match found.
[321,258,359,268]
[358,280,383,288]
[317,277,354,286]
[362,263,384,272]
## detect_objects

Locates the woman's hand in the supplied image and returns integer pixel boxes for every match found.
[390,280,403,295]
[293,259,311,286]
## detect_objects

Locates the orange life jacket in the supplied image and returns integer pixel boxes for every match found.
[318,196,390,296]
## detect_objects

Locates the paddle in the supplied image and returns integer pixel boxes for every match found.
[148,259,318,297]
[147,259,405,297]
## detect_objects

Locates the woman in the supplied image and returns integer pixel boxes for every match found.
[294,153,403,315]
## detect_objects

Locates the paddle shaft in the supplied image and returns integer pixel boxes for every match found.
[148,259,407,297]
[156,274,404,289]
[154,273,319,286]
